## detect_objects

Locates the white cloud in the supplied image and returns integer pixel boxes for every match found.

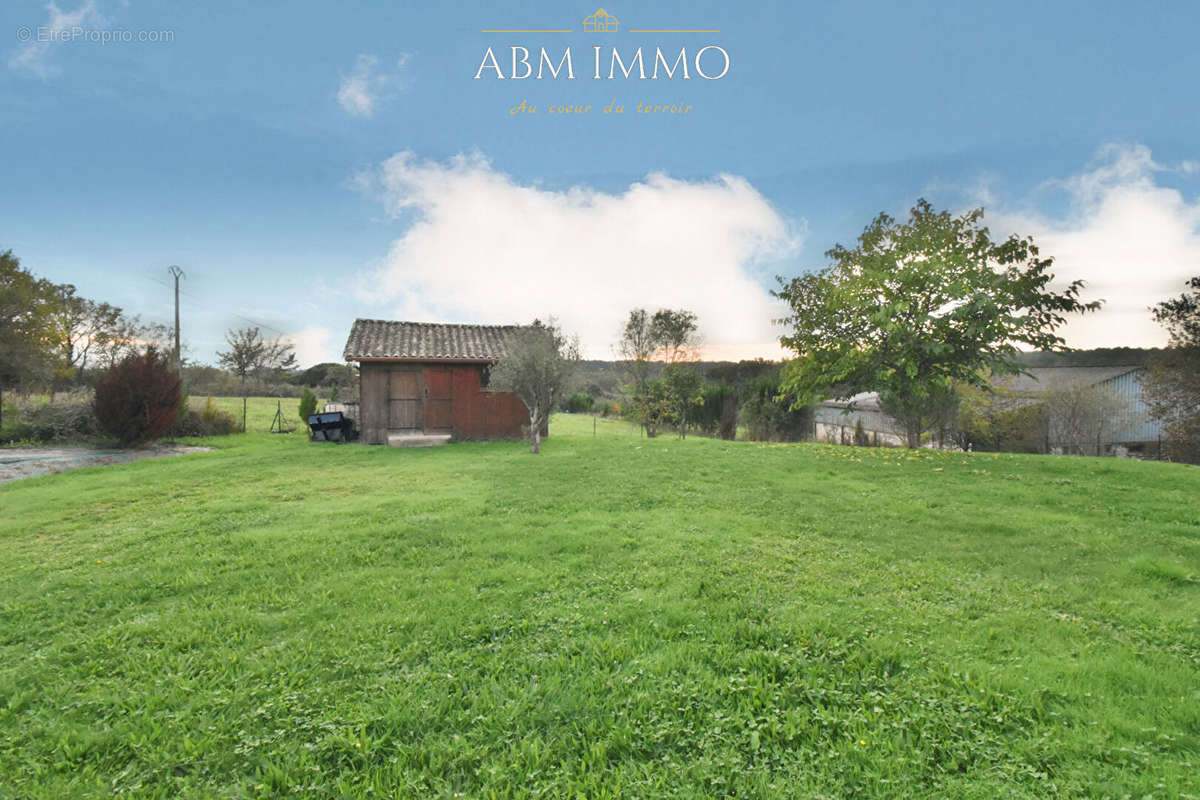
[9,0,102,78]
[288,325,339,368]
[356,151,799,358]
[337,53,409,118]
[980,143,1200,349]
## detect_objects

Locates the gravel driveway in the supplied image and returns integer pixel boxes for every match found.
[0,444,212,483]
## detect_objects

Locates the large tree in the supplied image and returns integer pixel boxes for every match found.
[774,199,1099,447]
[92,314,151,371]
[46,283,128,387]
[489,319,580,454]
[216,326,297,383]
[1141,275,1200,463]
[0,250,59,427]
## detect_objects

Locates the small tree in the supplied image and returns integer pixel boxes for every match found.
[1141,275,1200,463]
[620,307,702,437]
[298,387,318,422]
[716,389,739,440]
[662,363,703,438]
[1043,383,1122,456]
[617,309,656,394]
[93,348,183,446]
[853,418,870,447]
[489,319,580,454]
[216,326,297,384]
[650,309,700,364]
[625,379,671,438]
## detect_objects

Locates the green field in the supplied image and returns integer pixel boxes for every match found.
[188,396,329,433]
[0,396,324,443]
[1,415,1197,797]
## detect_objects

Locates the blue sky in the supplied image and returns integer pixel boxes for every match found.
[3,1,1199,364]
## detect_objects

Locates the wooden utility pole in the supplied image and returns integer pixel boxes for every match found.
[167,265,184,368]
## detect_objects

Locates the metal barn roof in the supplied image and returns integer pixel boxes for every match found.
[996,365,1142,394]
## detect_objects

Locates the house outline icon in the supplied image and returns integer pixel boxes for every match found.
[582,8,619,32]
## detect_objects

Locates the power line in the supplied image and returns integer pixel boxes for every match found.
[145,273,290,339]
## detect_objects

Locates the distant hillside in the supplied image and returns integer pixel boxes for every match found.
[576,359,784,401]
[578,350,1163,400]
[1014,347,1162,368]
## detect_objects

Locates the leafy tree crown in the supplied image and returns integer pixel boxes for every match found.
[774,199,1099,409]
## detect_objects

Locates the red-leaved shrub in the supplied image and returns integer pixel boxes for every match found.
[93,348,183,446]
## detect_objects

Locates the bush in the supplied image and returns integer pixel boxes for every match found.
[565,392,594,413]
[5,400,100,443]
[853,418,871,447]
[299,388,318,422]
[627,379,672,437]
[741,373,814,442]
[695,384,740,439]
[169,397,239,438]
[718,394,739,440]
[952,385,1046,453]
[93,348,183,446]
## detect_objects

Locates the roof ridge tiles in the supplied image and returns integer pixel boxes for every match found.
[343,318,526,361]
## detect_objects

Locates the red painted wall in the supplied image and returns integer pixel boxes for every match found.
[357,361,546,441]
[445,364,533,440]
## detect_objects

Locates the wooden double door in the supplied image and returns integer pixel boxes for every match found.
[388,367,453,433]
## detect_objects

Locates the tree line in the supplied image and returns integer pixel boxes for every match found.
[549,200,1197,462]
[0,250,159,427]
[770,200,1197,461]
[6,196,1197,461]
[0,250,362,442]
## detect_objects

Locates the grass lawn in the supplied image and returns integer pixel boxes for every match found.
[0,414,1197,797]
[188,396,328,434]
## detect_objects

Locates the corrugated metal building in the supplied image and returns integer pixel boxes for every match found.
[343,319,542,445]
[1102,369,1162,443]
[814,365,1162,453]
[814,392,906,446]
[996,366,1162,451]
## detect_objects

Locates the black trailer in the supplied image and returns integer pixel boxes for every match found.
[307,411,356,443]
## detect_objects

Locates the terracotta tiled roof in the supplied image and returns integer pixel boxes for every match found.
[343,319,523,361]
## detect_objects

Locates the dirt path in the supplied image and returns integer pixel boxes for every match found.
[0,443,212,484]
